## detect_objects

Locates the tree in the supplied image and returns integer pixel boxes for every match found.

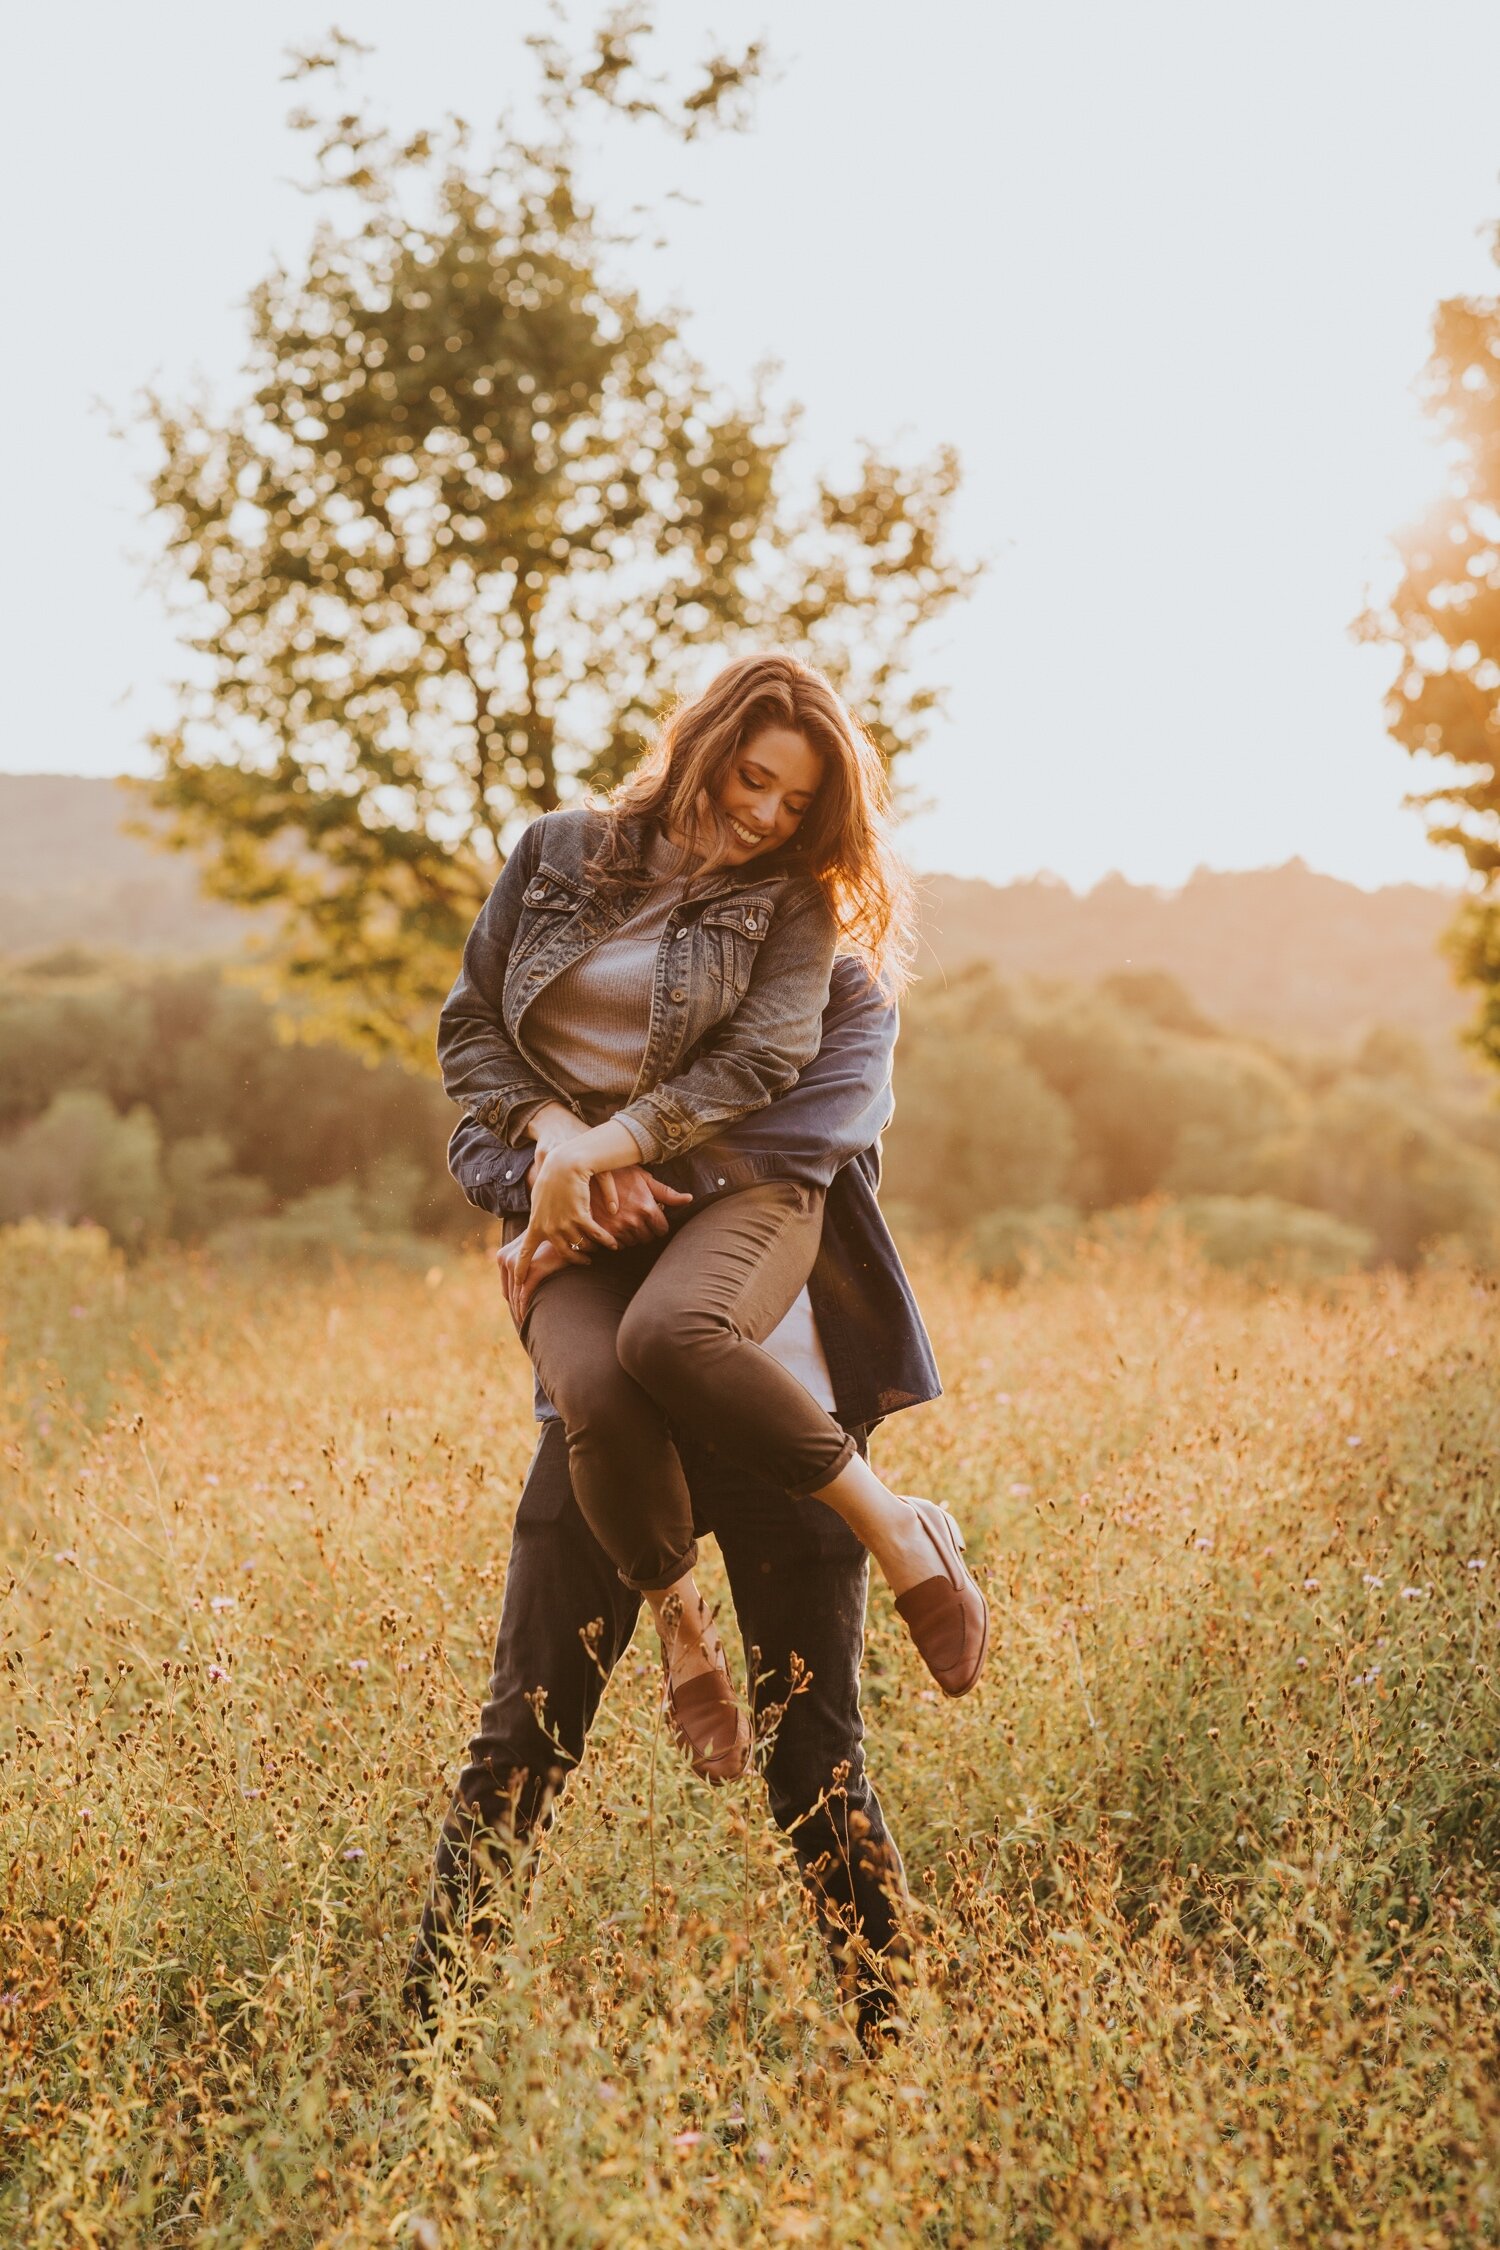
[1361,237,1500,1070]
[0,1091,167,1248]
[881,968,1076,1226]
[138,17,975,1062]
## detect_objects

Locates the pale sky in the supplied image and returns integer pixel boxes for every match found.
[5,1,1500,891]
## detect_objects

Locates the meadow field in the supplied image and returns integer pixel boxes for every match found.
[2,1223,1497,2246]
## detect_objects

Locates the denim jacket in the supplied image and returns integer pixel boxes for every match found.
[437,806,837,1164]
[447,956,943,1433]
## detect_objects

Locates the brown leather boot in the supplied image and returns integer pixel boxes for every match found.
[662,1653,752,1783]
[892,1497,989,1697]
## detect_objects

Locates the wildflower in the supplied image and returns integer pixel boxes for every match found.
[1009,1482,1033,1497]
[1346,1435,1363,1448]
[204,1474,221,1487]
[1362,1573,1384,1589]
[1303,1577,1320,1592]
[672,2130,705,2152]
[348,1659,369,1673]
[1399,1586,1429,1600]
[241,1788,262,1799]
[53,1550,78,1566]
[1466,1558,1486,1572]
[1194,1537,1213,1552]
[207,1664,230,1682]
[210,1595,237,1613]
[342,1848,366,1861]
[1296,1656,1308,1669]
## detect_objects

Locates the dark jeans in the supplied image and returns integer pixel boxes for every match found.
[521,1180,858,1589]
[406,1418,910,2039]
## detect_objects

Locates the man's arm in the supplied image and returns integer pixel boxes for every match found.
[668,955,896,1190]
[447,956,896,1220]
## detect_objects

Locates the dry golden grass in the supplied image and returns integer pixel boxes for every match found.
[2,1221,1498,2246]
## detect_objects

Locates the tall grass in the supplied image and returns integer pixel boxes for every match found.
[2,1227,1496,2244]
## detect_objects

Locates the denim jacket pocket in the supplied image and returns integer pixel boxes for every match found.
[509,869,584,967]
[700,893,774,1010]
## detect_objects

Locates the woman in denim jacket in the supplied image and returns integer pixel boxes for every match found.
[438,653,986,1779]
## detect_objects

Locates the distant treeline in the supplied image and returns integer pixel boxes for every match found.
[0,779,1474,1061]
[885,964,1500,1278]
[2,951,1497,1274]
[0,952,460,1258]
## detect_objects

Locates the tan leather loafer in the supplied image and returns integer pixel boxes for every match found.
[893,1497,989,1698]
[662,1658,752,1783]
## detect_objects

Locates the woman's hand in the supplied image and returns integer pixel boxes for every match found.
[510,1119,675,1289]
[517,1145,617,1279]
[499,1168,693,1327]
[523,1100,591,1180]
[498,1234,567,1328]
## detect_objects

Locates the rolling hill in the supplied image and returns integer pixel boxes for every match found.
[0,773,1475,1059]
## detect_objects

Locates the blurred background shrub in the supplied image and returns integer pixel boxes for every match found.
[0,955,461,1256]
[3,948,1497,1276]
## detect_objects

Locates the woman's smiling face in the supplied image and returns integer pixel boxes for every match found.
[714,726,824,864]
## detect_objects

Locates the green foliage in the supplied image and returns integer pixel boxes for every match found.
[1283,1076,1500,1268]
[888,964,1500,1270]
[1009,983,1303,1208]
[971,1196,1374,1288]
[0,956,461,1251]
[969,1202,1081,1285]
[163,1133,271,1239]
[138,23,974,1061]
[880,968,1074,1226]
[210,1180,439,1268]
[1166,1193,1375,1279]
[1360,235,1500,1069]
[0,1091,167,1248]
[13,950,1497,1273]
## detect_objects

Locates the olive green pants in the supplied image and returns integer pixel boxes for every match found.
[519,1180,858,1588]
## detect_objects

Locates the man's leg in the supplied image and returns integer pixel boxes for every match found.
[403,1418,641,2023]
[691,1438,913,2050]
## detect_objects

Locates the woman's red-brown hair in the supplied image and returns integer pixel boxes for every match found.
[592,652,914,992]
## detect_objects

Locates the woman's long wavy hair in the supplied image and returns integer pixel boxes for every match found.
[591,652,915,992]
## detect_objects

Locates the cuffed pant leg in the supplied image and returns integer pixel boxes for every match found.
[405,1422,642,2015]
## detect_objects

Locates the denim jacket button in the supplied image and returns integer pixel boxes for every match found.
[670,986,687,1003]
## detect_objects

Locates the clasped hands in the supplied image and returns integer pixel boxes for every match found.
[497,1109,692,1328]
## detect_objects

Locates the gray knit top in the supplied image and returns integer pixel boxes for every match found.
[514,829,690,1145]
